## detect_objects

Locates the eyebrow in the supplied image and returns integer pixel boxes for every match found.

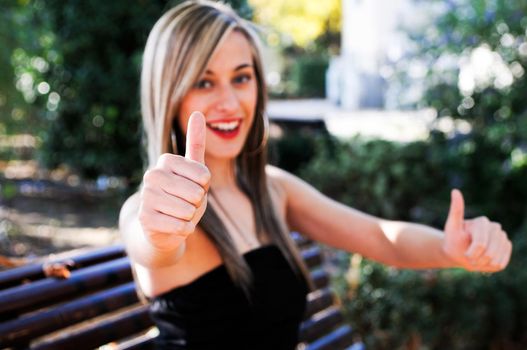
[204,63,252,75]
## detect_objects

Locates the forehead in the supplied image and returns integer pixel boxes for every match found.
[205,30,254,72]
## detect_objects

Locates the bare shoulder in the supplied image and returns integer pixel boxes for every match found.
[119,191,140,234]
[265,165,291,197]
[265,164,308,194]
[265,164,296,187]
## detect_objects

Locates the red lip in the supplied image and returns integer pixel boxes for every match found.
[206,119,243,140]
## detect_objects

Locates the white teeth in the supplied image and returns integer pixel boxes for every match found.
[208,121,239,131]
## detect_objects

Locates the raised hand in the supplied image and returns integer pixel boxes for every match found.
[138,111,210,250]
[443,189,512,272]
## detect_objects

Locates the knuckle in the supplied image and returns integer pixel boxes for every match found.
[192,187,206,203]
[491,223,501,231]
[182,205,196,221]
[481,252,492,261]
[475,242,486,251]
[172,220,185,233]
[158,153,171,166]
[143,168,161,183]
[158,153,182,169]
[139,187,155,203]
[198,165,211,185]
[143,169,154,182]
[492,257,502,266]
[185,221,197,234]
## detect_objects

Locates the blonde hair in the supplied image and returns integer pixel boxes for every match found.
[140,0,313,295]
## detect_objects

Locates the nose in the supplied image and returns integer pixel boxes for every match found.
[214,84,239,113]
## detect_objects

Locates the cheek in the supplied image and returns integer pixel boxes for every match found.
[177,104,190,134]
[243,84,258,118]
[179,95,200,134]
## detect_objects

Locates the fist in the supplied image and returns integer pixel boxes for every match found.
[138,111,210,250]
[443,189,512,272]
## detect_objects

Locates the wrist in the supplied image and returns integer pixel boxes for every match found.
[441,239,464,269]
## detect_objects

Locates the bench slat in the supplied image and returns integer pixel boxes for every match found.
[302,246,324,268]
[117,333,155,350]
[33,306,152,350]
[305,325,354,350]
[304,288,334,319]
[0,282,140,348]
[311,268,330,289]
[0,245,125,289]
[0,237,354,349]
[299,306,343,343]
[291,231,312,247]
[0,257,132,317]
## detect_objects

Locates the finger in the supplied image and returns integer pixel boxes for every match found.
[190,193,207,227]
[464,222,484,259]
[445,189,465,233]
[153,171,206,206]
[465,219,490,259]
[152,190,197,222]
[185,111,206,164]
[155,154,211,189]
[139,207,194,237]
[488,230,507,267]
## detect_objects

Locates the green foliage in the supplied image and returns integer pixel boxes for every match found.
[403,0,527,143]
[0,1,54,135]
[339,225,527,350]
[7,0,251,180]
[268,126,328,174]
[300,136,448,223]
[313,1,527,346]
[299,133,527,348]
[39,1,165,179]
[290,55,329,98]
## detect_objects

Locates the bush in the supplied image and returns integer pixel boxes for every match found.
[298,131,527,349]
[289,55,329,98]
[36,0,252,181]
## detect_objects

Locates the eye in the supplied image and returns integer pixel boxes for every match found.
[194,79,213,89]
[233,74,252,85]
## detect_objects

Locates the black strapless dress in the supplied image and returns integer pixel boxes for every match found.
[149,244,309,350]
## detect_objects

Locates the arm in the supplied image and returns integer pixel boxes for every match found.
[268,166,512,271]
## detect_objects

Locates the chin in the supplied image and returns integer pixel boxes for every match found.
[206,147,244,161]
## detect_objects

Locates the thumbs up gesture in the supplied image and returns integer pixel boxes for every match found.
[442,189,512,272]
[138,111,210,250]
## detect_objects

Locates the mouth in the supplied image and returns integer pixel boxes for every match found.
[206,119,242,139]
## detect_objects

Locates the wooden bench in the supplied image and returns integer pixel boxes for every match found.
[0,233,355,350]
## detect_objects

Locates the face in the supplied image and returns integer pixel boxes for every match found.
[178,30,258,162]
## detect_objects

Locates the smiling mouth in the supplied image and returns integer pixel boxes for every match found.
[206,119,242,139]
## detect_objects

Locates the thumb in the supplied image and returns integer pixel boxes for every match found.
[445,188,465,232]
[185,111,206,163]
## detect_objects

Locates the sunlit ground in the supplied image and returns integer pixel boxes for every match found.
[0,135,122,264]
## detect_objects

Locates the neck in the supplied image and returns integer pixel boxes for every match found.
[205,155,238,190]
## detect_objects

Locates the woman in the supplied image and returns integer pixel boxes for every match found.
[119,1,512,349]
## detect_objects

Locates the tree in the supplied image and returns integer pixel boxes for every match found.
[403,0,527,139]
[249,0,340,49]
[0,0,54,136]
[36,0,251,181]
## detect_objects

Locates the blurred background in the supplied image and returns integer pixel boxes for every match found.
[1,0,527,348]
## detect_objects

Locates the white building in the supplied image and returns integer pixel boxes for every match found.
[327,0,426,110]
